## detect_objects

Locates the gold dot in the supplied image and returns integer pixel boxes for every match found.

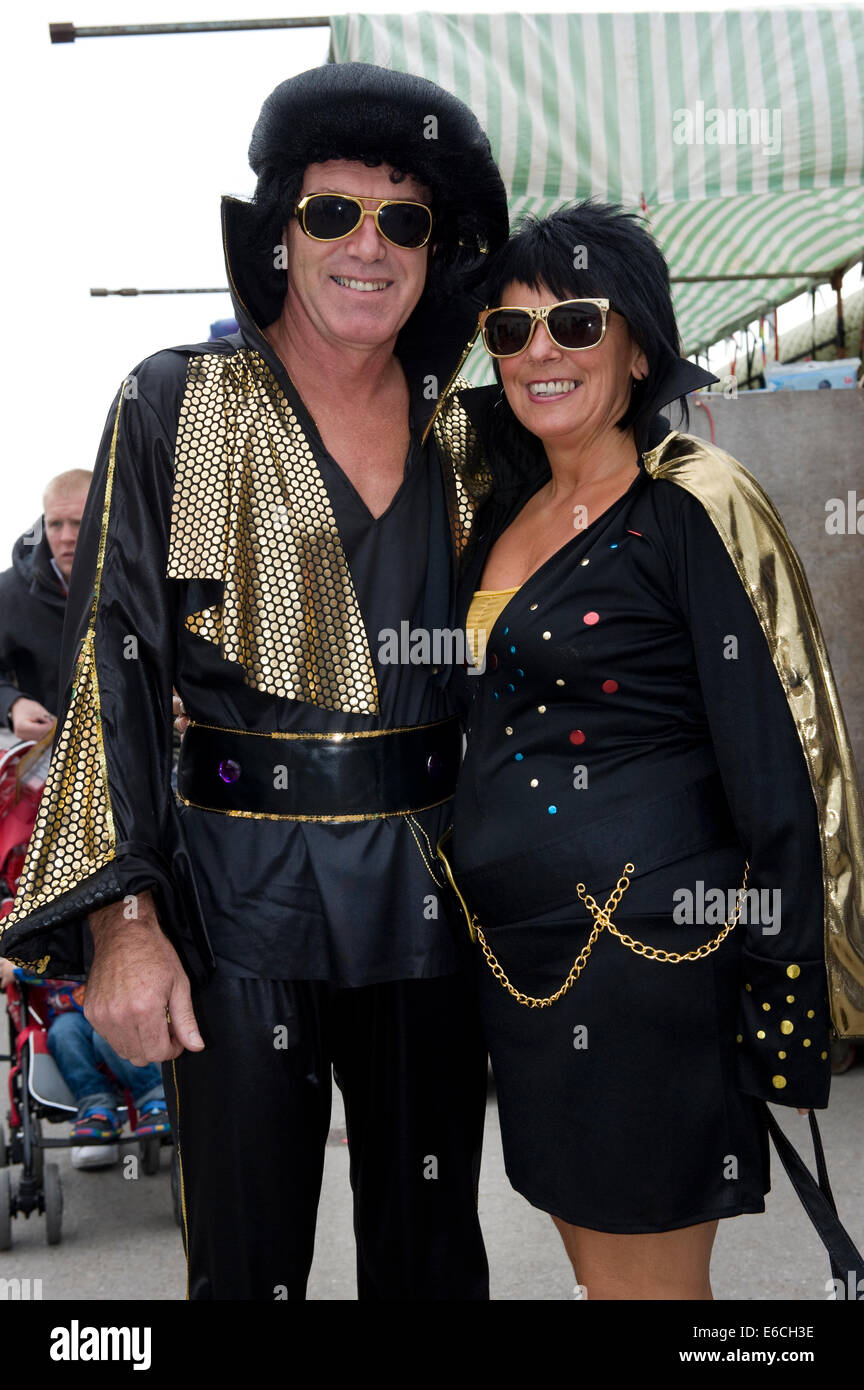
[772,1075,787,1090]
[778,1051,787,1059]
[745,982,752,992]
[580,558,590,567]
[542,631,551,640]
[821,1051,828,1060]
[736,1034,743,1043]
[786,964,800,979]
[538,705,547,713]
[806,1010,815,1019]
[556,679,565,686]
[505,726,513,735]
[530,779,539,788]
[803,1038,811,1047]
[786,994,795,1003]
[780,1020,793,1035]
[529,603,539,611]
[756,1030,766,1039]
[762,1002,771,1012]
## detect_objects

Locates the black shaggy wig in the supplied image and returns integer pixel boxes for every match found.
[482,201,704,473]
[232,62,509,328]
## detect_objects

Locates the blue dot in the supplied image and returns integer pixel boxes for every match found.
[515,753,523,761]
[493,691,499,699]
[503,626,509,636]
[507,683,515,692]
[510,645,516,654]
[609,542,619,549]
[517,669,524,678]
[547,805,558,814]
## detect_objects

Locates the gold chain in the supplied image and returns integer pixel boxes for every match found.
[476,860,750,1008]
[602,860,750,962]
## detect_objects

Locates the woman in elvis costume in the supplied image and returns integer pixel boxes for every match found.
[435,203,864,1299]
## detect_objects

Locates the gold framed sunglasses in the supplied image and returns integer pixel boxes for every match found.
[294,192,433,250]
[478,298,611,357]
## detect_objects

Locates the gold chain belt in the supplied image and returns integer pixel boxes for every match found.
[436,833,750,1009]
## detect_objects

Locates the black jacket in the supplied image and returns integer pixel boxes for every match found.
[0,526,67,726]
[0,196,487,984]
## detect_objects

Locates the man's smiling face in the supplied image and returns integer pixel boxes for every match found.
[281,159,431,353]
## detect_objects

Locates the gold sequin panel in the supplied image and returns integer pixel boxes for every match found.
[0,386,127,957]
[430,374,492,560]
[167,349,379,714]
[643,431,864,1037]
[0,630,116,943]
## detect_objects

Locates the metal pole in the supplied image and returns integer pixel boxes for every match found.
[50,18,329,43]
[90,287,228,296]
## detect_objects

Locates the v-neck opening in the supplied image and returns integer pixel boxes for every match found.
[249,329,421,527]
[317,425,420,527]
[475,462,647,645]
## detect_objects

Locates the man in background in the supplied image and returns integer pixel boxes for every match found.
[0,470,92,741]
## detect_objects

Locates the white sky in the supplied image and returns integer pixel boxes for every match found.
[1,0,856,558]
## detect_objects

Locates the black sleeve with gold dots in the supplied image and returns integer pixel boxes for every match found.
[662,482,832,1109]
[0,353,210,982]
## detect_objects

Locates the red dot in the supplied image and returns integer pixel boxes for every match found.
[583,611,599,626]
[601,679,618,694]
[569,730,586,745]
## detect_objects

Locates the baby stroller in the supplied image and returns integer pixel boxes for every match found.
[0,735,181,1246]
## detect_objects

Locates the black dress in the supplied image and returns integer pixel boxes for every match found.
[448,422,832,1234]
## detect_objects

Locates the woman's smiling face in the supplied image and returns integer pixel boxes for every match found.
[496,280,648,448]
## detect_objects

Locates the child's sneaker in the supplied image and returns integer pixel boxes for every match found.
[71,1142,120,1170]
[72,1107,120,1141]
[133,1101,171,1138]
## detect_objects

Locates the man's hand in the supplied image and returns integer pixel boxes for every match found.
[0,958,16,988]
[10,697,55,742]
[172,689,189,735]
[85,889,205,1065]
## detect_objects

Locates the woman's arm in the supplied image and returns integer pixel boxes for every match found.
[666,483,831,1110]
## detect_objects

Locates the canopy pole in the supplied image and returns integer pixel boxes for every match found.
[50,18,329,43]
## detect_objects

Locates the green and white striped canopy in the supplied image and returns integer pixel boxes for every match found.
[330,10,864,371]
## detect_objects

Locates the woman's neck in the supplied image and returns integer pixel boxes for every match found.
[541,428,640,500]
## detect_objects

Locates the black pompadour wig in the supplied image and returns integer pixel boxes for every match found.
[235,62,509,325]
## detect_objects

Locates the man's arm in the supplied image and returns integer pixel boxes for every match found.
[0,359,213,1030]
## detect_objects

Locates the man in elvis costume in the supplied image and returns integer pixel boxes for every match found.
[0,63,508,1300]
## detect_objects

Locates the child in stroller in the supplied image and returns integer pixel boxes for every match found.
[0,733,179,1246]
[2,960,170,1164]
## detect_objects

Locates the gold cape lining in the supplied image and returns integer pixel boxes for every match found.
[643,430,864,1038]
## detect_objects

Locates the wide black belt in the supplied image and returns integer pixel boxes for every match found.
[176,717,462,821]
[439,771,742,929]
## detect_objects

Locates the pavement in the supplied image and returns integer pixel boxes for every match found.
[1,1053,861,1303]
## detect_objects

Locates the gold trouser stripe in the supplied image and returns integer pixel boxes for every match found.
[169,1053,190,1301]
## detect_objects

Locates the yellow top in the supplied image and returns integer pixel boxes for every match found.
[465,586,521,668]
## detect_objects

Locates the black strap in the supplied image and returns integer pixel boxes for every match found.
[763,1104,863,1294]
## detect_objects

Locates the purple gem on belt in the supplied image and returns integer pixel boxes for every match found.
[426,753,442,778]
[218,758,241,784]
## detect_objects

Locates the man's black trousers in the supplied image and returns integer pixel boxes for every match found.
[163,971,490,1300]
